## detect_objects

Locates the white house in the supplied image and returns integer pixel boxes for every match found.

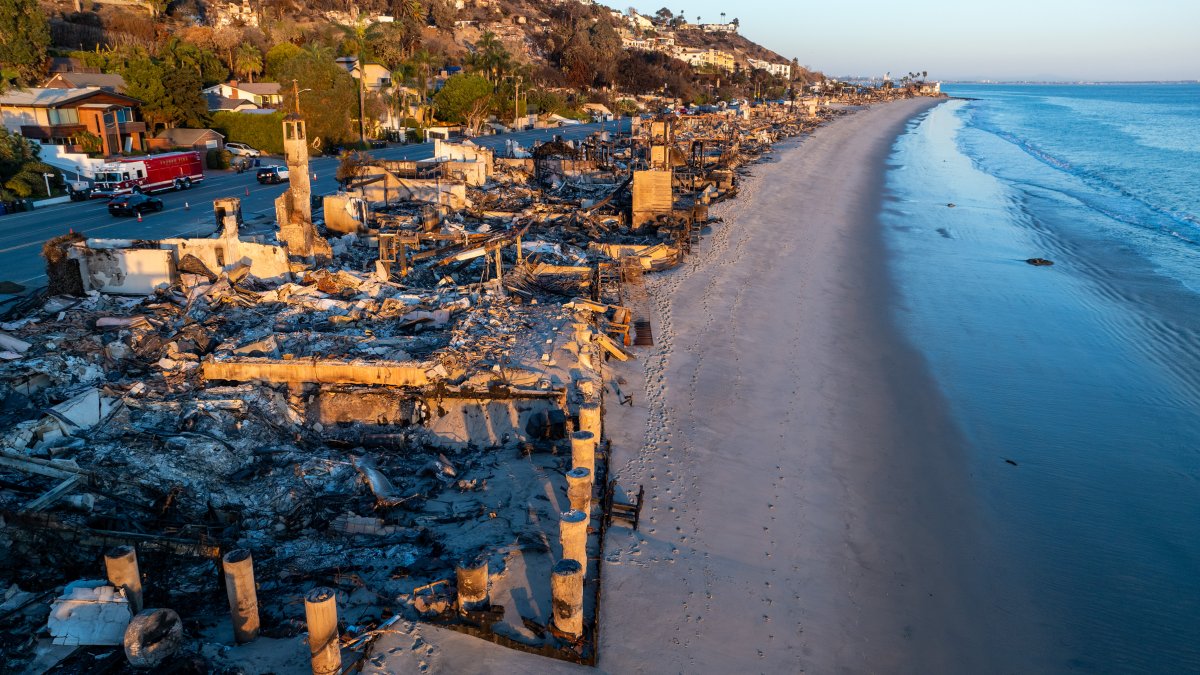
[203,82,284,108]
[747,58,792,79]
[626,11,654,30]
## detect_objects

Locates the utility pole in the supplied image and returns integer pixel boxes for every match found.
[357,56,367,146]
[42,173,53,197]
[514,76,521,130]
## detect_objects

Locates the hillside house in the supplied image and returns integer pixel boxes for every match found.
[676,48,735,72]
[746,58,792,79]
[335,57,393,91]
[203,82,284,108]
[626,11,654,30]
[0,87,146,156]
[43,72,127,94]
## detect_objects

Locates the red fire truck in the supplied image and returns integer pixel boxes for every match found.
[92,151,205,197]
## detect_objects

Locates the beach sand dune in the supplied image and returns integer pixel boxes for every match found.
[599,97,1033,674]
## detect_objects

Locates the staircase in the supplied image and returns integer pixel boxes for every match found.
[35,142,106,181]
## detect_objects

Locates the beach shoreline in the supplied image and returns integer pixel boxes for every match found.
[594,96,1030,673]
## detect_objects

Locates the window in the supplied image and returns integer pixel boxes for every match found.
[136,169,144,178]
[48,108,78,126]
[122,172,130,181]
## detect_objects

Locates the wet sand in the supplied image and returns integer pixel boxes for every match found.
[597,97,1024,673]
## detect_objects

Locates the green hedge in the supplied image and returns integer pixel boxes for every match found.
[211,111,286,155]
[206,148,232,169]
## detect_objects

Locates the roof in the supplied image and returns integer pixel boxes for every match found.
[0,87,139,108]
[232,82,281,96]
[44,72,127,93]
[156,128,225,145]
[48,57,85,73]
[206,92,259,111]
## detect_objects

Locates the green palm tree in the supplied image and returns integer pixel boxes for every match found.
[235,43,263,84]
[336,19,392,145]
[407,49,439,135]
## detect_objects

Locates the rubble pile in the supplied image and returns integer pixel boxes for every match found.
[0,101,852,671]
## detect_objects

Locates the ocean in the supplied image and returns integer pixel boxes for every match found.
[881,84,1200,672]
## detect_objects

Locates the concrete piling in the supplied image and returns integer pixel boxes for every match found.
[550,558,584,639]
[565,467,592,515]
[304,587,341,675]
[104,545,142,613]
[456,554,489,612]
[570,430,596,475]
[221,549,260,644]
[578,401,601,440]
[559,509,588,569]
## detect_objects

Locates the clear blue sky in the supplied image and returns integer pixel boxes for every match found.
[624,0,1200,81]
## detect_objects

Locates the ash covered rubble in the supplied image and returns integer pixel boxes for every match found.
[0,102,836,672]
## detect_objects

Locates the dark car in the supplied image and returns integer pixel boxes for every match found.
[256,166,290,184]
[368,139,387,149]
[108,193,164,216]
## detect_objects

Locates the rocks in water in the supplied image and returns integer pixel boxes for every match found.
[1026,258,1054,266]
[946,203,956,208]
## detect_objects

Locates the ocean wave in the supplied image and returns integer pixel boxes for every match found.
[958,104,1200,240]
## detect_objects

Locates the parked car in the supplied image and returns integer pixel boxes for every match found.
[66,181,93,201]
[108,193,164,216]
[225,142,261,158]
[368,139,387,149]
[256,165,290,184]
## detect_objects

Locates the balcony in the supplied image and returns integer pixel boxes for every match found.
[119,121,147,134]
[20,124,86,141]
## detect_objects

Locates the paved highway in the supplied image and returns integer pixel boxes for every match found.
[0,119,630,292]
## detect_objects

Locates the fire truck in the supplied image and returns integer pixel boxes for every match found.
[92,151,205,197]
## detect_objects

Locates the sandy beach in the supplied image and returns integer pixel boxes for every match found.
[595,96,1025,673]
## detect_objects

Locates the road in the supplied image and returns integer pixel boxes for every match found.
[0,119,630,291]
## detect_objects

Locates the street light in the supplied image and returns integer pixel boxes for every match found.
[291,80,313,114]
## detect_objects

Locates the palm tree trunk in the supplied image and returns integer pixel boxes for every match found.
[358,76,367,144]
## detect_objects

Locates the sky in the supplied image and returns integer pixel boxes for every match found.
[625,0,1200,81]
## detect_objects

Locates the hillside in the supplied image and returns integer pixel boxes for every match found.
[40,0,818,86]
[12,0,821,148]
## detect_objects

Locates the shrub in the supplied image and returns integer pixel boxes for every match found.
[210,111,285,155]
[206,148,231,169]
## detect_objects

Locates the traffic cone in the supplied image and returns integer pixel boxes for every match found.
[245,187,250,196]
[137,211,143,222]
[184,201,190,210]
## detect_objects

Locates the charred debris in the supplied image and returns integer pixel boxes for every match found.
[0,102,839,672]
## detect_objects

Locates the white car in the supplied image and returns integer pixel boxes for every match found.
[225,142,261,158]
